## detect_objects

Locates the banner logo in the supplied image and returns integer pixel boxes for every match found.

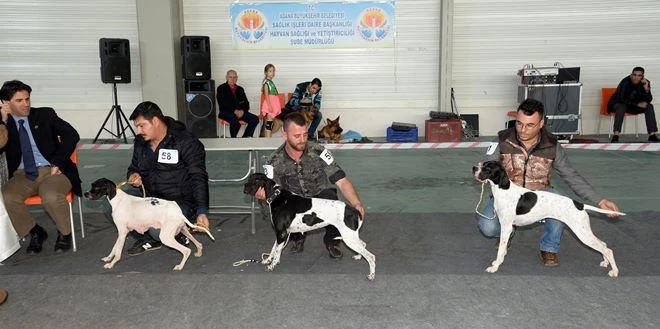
[234,9,267,43]
[357,7,390,42]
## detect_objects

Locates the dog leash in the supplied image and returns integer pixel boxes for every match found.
[116,181,147,198]
[475,183,496,220]
[233,212,292,267]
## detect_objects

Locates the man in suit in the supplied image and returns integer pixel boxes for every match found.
[216,70,259,137]
[0,80,81,254]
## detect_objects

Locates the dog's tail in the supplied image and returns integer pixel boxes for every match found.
[183,217,216,241]
[583,204,626,216]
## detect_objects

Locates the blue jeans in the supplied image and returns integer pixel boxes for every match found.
[308,110,322,139]
[477,187,565,253]
[101,187,195,244]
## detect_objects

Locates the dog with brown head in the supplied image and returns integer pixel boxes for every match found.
[318,116,343,143]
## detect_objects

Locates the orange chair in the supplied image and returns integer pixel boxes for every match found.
[598,87,639,138]
[24,147,84,252]
[217,118,247,138]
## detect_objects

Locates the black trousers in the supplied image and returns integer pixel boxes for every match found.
[289,188,341,246]
[611,102,658,134]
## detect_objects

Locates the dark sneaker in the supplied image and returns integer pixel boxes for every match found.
[175,233,189,246]
[289,239,305,254]
[327,245,343,259]
[127,241,162,256]
[610,135,619,143]
[649,134,659,142]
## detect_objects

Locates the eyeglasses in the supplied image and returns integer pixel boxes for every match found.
[515,120,542,130]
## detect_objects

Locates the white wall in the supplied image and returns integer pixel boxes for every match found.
[182,0,442,138]
[451,0,660,136]
[0,0,143,139]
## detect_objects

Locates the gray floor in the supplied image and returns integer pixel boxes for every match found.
[2,135,660,329]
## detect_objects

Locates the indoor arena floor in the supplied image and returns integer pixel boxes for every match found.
[2,135,659,329]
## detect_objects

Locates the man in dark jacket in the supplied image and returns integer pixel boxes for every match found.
[284,78,323,139]
[0,80,81,254]
[117,101,210,256]
[607,66,658,143]
[216,70,259,137]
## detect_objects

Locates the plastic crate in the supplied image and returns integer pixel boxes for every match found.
[386,127,418,142]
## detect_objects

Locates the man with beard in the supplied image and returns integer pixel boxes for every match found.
[256,112,364,259]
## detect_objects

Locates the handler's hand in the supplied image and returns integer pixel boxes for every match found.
[354,203,365,220]
[194,214,210,232]
[50,166,62,176]
[598,199,621,218]
[255,187,266,201]
[128,172,142,187]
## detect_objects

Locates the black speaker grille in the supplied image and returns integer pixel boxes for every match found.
[187,93,213,118]
[99,38,131,84]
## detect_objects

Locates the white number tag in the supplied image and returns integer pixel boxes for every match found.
[320,148,334,165]
[486,142,498,156]
[158,149,179,164]
[263,164,274,179]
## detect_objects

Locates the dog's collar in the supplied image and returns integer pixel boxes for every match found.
[266,188,281,204]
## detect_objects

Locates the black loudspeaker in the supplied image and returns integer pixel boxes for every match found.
[99,38,131,83]
[184,80,217,138]
[181,36,211,80]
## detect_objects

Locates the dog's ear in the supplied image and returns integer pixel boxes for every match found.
[485,161,510,189]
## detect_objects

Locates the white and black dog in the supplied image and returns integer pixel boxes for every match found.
[84,178,215,271]
[472,161,624,277]
[244,173,376,281]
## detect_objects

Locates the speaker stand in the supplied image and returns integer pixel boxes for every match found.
[93,83,135,144]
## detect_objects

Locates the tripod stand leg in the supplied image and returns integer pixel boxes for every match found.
[93,106,116,143]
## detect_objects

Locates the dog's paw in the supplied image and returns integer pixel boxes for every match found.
[265,264,276,272]
[103,263,115,269]
[101,256,112,263]
[352,254,363,260]
[599,260,610,268]
[485,265,499,273]
[608,269,619,278]
[173,265,184,271]
[367,273,376,282]
[194,251,202,257]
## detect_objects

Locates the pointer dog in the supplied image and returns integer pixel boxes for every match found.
[244,173,376,281]
[84,178,215,271]
[472,161,623,277]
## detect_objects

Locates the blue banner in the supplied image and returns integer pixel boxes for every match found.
[230,1,396,49]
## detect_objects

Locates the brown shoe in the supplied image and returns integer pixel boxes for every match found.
[540,251,559,266]
[0,288,7,306]
[289,239,304,254]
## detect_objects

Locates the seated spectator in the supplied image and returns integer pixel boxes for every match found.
[0,80,81,254]
[607,66,658,143]
[216,70,259,137]
[0,125,20,263]
[283,78,323,139]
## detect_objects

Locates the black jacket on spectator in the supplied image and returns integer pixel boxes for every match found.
[216,82,250,115]
[127,117,209,215]
[607,76,653,112]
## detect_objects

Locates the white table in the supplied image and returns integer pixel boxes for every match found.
[200,138,284,234]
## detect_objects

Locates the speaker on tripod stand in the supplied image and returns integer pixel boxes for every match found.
[94,38,135,143]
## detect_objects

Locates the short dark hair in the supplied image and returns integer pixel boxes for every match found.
[632,66,645,74]
[129,101,165,122]
[311,78,322,89]
[517,98,544,117]
[283,111,308,131]
[0,80,32,101]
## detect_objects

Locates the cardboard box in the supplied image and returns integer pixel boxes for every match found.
[425,119,462,142]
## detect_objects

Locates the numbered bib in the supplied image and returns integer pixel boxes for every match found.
[485,142,498,156]
[263,164,274,179]
[320,148,334,165]
[158,149,179,164]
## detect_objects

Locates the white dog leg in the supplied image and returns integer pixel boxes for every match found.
[486,225,514,273]
[180,227,203,257]
[565,219,619,278]
[160,233,192,271]
[352,240,367,260]
[103,228,129,269]
[266,242,286,272]
[341,231,376,281]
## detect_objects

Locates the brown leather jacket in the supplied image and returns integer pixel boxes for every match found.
[498,127,557,190]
